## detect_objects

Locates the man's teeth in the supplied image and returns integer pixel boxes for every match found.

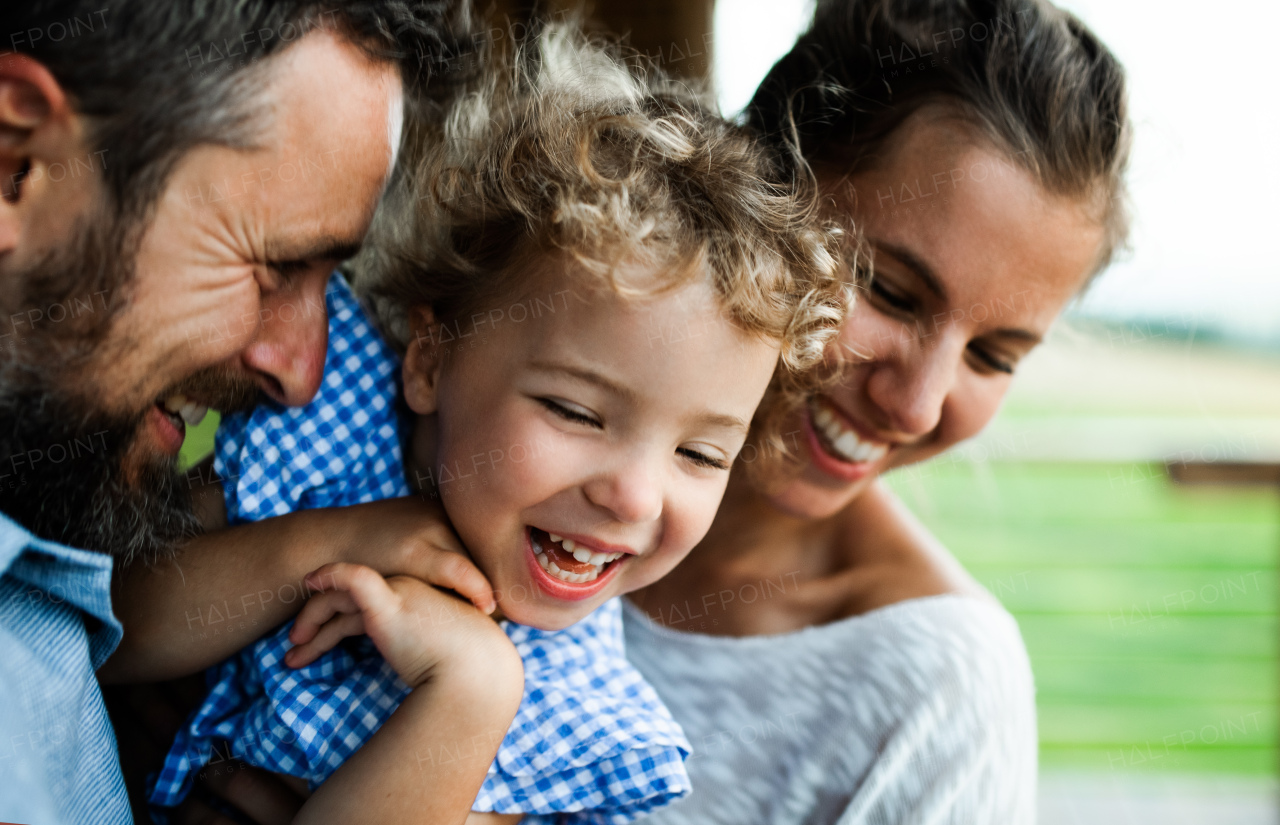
[162,394,209,426]
[536,532,624,583]
[812,402,888,464]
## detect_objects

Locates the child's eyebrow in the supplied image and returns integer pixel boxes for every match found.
[528,361,638,403]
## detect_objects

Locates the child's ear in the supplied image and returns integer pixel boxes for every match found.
[403,306,444,414]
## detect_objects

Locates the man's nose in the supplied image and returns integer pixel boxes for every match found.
[239,274,329,407]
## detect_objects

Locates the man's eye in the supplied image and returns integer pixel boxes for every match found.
[537,398,602,428]
[677,447,729,471]
[966,344,1015,375]
[868,277,916,315]
[267,259,311,282]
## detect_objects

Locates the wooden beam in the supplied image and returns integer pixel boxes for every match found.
[1167,462,1280,486]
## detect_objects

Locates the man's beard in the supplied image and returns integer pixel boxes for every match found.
[0,207,260,566]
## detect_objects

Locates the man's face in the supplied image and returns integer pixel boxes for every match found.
[0,29,403,559]
[111,28,404,457]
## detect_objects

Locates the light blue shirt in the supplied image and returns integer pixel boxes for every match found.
[0,512,131,824]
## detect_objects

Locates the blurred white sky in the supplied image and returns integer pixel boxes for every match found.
[714,0,1280,345]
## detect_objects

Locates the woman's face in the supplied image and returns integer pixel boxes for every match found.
[767,111,1105,519]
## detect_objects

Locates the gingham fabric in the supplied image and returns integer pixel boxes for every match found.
[150,273,691,822]
[216,273,408,524]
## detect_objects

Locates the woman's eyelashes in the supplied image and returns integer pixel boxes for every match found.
[869,272,1019,377]
[537,397,602,428]
[966,343,1016,375]
[867,275,916,316]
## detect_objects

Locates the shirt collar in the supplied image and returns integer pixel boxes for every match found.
[0,512,122,665]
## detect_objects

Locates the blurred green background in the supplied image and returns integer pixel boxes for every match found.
[885,324,1280,789]
[887,460,1278,775]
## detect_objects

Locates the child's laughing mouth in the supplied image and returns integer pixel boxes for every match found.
[526,527,631,601]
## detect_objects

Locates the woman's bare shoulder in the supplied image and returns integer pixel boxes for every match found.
[830,482,994,616]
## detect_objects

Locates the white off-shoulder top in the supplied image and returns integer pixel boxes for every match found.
[621,594,1038,824]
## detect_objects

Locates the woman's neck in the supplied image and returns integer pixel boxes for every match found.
[627,474,845,636]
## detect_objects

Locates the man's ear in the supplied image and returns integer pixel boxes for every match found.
[0,54,79,253]
[402,305,445,415]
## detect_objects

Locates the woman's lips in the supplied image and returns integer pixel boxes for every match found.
[525,528,626,602]
[802,398,889,483]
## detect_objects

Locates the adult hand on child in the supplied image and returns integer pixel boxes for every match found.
[105,495,496,684]
[330,496,498,615]
[285,562,511,687]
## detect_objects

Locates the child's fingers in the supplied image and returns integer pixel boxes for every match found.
[421,551,497,614]
[285,613,366,668]
[289,590,359,645]
[304,562,401,623]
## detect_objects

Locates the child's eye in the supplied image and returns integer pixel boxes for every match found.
[537,397,602,428]
[677,446,729,471]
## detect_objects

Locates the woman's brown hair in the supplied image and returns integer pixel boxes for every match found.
[748,0,1132,274]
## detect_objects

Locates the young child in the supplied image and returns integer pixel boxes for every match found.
[145,24,848,825]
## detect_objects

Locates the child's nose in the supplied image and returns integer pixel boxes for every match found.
[583,464,663,525]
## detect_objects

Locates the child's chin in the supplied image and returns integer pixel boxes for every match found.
[500,597,597,632]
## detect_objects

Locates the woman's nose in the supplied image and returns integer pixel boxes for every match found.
[583,459,664,525]
[866,333,964,437]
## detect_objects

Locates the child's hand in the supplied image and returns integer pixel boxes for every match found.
[284,563,505,687]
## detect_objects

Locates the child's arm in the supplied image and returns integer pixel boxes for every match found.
[100,495,493,684]
[286,564,524,825]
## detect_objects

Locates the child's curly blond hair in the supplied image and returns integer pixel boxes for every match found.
[356,21,853,471]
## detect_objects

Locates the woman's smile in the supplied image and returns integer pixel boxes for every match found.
[805,395,891,480]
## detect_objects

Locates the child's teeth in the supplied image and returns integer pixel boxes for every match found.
[561,538,576,552]
[163,393,187,413]
[536,537,619,584]
[836,432,858,456]
[549,533,563,543]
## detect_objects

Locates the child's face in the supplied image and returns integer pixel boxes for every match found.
[404,266,780,630]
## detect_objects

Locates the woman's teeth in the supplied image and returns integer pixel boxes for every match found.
[535,532,624,584]
[812,401,888,464]
[162,394,209,426]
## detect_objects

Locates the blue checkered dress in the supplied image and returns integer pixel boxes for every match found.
[149,273,691,823]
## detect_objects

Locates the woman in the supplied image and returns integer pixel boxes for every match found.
[625,0,1130,821]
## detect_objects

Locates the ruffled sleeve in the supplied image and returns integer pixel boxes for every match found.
[475,599,692,823]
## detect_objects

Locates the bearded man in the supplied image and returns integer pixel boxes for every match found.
[0,3,467,821]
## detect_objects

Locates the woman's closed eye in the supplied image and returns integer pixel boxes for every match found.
[537,397,602,428]
[867,275,917,317]
[965,343,1016,375]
